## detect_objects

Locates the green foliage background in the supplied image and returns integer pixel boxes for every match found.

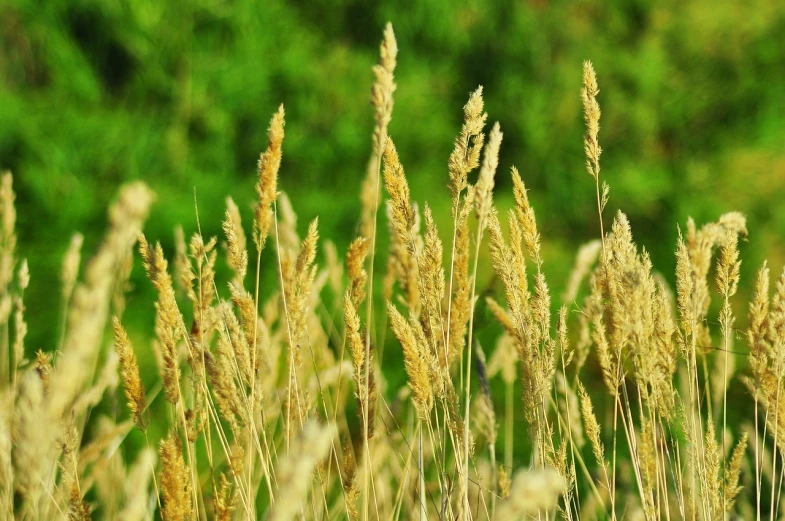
[2,0,785,362]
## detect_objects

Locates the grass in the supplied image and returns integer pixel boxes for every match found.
[1,21,784,521]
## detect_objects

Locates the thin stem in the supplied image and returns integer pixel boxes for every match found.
[463,213,487,519]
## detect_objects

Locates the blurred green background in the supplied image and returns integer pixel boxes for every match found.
[2,0,785,359]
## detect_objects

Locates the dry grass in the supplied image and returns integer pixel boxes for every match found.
[0,22,782,521]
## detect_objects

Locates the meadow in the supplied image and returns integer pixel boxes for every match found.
[2,4,785,521]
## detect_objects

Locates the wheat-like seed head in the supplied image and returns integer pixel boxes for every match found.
[346,237,370,308]
[206,340,245,433]
[577,381,605,470]
[229,281,258,354]
[387,302,433,419]
[223,198,249,282]
[383,139,415,246]
[675,229,695,343]
[68,480,91,521]
[213,473,236,521]
[220,301,253,387]
[652,283,677,417]
[159,433,193,521]
[581,61,601,181]
[139,234,183,405]
[511,166,542,269]
[371,23,397,155]
[342,439,360,521]
[448,192,473,365]
[288,218,319,349]
[418,204,445,350]
[474,122,502,222]
[717,231,741,298]
[449,86,487,198]
[748,262,771,388]
[112,317,147,430]
[34,349,51,394]
[344,293,374,437]
[724,432,748,512]
[383,199,420,310]
[704,421,723,520]
[254,105,285,252]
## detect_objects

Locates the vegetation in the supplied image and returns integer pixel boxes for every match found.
[2,10,785,521]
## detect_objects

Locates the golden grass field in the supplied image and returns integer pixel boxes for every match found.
[1,22,783,521]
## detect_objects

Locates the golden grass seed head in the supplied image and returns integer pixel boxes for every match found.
[159,433,193,521]
[383,138,415,245]
[748,262,771,391]
[112,317,147,430]
[474,122,502,222]
[139,234,184,405]
[768,265,785,352]
[383,199,421,311]
[418,204,446,348]
[254,105,285,252]
[205,344,245,433]
[286,218,319,353]
[577,381,605,468]
[344,292,364,377]
[724,432,748,512]
[344,292,375,437]
[225,196,246,253]
[675,229,695,341]
[68,481,92,521]
[387,302,433,419]
[229,281,258,354]
[346,236,370,308]
[717,230,741,298]
[213,473,236,521]
[511,166,542,268]
[342,439,360,521]
[581,61,602,180]
[704,421,723,520]
[219,301,253,387]
[449,86,487,198]
[34,349,52,393]
[448,210,472,365]
[223,202,248,282]
[371,23,397,155]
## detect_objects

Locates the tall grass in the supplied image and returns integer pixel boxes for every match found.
[0,22,781,521]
